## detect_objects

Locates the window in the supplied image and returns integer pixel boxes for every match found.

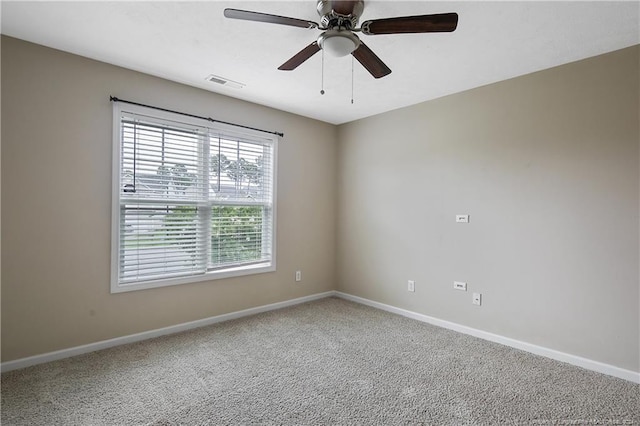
[111,103,277,293]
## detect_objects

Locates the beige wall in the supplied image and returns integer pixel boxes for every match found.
[1,36,338,362]
[2,35,639,374]
[336,45,640,372]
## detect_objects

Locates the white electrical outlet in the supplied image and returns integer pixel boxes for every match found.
[408,280,415,292]
[456,214,469,223]
[295,271,302,282]
[454,281,467,291]
[472,293,482,306]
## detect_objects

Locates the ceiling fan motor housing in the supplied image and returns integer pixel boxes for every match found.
[317,0,364,29]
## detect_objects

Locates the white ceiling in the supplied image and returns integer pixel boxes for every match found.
[1,1,638,125]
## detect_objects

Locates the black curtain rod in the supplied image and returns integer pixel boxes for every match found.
[110,96,284,138]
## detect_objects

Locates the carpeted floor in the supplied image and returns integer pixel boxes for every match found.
[1,297,638,425]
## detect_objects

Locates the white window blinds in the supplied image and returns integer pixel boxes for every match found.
[112,104,277,293]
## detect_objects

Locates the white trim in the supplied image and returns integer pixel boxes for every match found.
[0,291,336,373]
[110,262,276,294]
[110,102,123,294]
[4,290,638,384]
[334,291,640,384]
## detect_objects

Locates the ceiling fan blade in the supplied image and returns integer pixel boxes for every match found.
[352,41,391,79]
[361,13,458,35]
[224,8,319,29]
[278,42,321,71]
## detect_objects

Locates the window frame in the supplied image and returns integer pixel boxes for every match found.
[110,103,277,293]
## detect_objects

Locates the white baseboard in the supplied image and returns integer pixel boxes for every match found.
[334,291,640,384]
[4,290,638,384]
[0,291,336,373]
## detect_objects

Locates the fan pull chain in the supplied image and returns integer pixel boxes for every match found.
[351,56,354,104]
[320,49,325,95]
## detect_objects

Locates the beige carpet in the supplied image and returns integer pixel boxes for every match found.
[1,297,638,425]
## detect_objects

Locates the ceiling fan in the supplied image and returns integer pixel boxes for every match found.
[224,1,458,79]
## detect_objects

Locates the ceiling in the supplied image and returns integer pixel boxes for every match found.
[1,1,638,125]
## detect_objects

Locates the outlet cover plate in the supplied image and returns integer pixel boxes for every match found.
[456,214,469,223]
[454,281,467,291]
[473,293,482,306]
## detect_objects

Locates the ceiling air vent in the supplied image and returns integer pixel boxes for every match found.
[205,74,245,89]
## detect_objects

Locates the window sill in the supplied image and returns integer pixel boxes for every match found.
[110,262,275,294]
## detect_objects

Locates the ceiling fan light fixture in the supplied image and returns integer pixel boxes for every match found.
[224,3,459,79]
[318,30,360,57]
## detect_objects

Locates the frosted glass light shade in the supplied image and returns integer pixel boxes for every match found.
[322,35,357,57]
